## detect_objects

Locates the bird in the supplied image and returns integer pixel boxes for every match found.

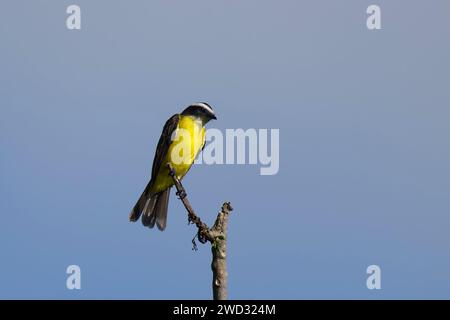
[129,102,217,230]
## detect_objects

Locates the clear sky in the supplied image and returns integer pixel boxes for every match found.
[1,0,450,299]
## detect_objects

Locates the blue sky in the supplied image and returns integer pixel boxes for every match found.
[1,0,450,299]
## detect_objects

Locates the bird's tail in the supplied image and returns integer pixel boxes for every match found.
[129,182,171,231]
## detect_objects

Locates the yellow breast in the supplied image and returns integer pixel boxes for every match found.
[150,115,205,194]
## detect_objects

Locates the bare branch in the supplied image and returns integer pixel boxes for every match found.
[166,163,233,300]
[210,202,232,300]
[167,163,214,244]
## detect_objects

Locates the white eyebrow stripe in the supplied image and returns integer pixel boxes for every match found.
[194,102,214,114]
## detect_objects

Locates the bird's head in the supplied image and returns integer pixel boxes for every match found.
[181,102,217,125]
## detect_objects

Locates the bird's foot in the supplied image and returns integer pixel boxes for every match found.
[176,189,187,200]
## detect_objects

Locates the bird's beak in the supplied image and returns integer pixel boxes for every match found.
[211,114,217,120]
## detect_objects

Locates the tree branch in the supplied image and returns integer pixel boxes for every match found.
[167,163,233,300]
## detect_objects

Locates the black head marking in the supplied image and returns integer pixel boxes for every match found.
[181,102,217,120]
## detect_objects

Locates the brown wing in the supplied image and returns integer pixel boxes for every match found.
[129,114,179,223]
[150,114,179,184]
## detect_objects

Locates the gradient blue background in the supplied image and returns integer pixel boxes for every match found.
[1,0,449,299]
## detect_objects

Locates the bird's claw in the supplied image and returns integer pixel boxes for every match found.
[176,189,187,199]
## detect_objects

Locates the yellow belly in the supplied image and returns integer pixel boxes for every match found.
[150,115,205,194]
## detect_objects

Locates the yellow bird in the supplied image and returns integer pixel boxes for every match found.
[129,102,217,230]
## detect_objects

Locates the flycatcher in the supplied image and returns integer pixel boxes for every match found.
[129,102,217,230]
